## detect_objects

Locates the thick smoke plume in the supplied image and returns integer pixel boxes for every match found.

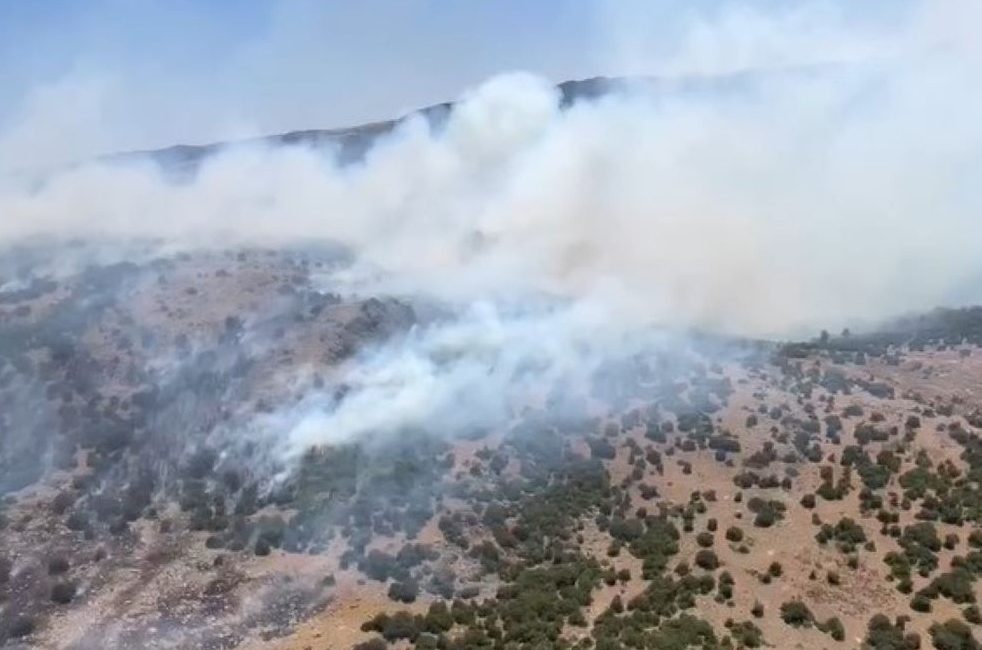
[2,0,982,460]
[264,300,676,459]
[3,64,981,335]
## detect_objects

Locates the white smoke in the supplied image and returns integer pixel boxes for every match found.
[273,299,622,456]
[5,59,981,336]
[3,0,982,455]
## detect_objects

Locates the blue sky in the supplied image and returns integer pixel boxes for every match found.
[0,2,598,135]
[0,0,917,161]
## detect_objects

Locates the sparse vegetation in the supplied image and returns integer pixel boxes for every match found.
[3,249,982,649]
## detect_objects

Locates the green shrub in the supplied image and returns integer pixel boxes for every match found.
[820,616,845,642]
[388,579,420,604]
[780,600,814,627]
[695,549,719,571]
[911,593,932,613]
[928,619,980,650]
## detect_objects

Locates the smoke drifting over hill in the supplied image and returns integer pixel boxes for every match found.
[1,1,981,462]
[3,34,981,338]
[4,8,982,648]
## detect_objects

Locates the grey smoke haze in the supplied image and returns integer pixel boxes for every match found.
[2,1,982,458]
[266,299,665,460]
[0,0,923,169]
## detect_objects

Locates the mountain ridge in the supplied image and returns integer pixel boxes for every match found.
[108,67,840,174]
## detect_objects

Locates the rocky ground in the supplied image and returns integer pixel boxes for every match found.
[1,245,980,650]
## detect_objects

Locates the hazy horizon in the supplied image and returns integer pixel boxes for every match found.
[0,0,922,168]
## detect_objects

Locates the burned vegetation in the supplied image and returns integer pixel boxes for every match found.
[1,244,982,649]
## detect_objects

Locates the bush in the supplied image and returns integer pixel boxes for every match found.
[726,526,744,543]
[748,498,785,528]
[911,593,932,613]
[352,640,387,650]
[696,531,715,548]
[929,570,977,604]
[587,436,617,460]
[388,579,420,604]
[928,619,980,650]
[863,613,922,650]
[51,581,77,604]
[7,616,34,638]
[423,602,453,633]
[730,620,764,648]
[48,555,70,575]
[361,611,423,642]
[780,600,814,627]
[694,549,719,571]
[821,616,845,641]
[817,517,867,550]
[843,405,864,418]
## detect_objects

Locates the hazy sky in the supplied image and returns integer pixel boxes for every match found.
[0,0,917,162]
